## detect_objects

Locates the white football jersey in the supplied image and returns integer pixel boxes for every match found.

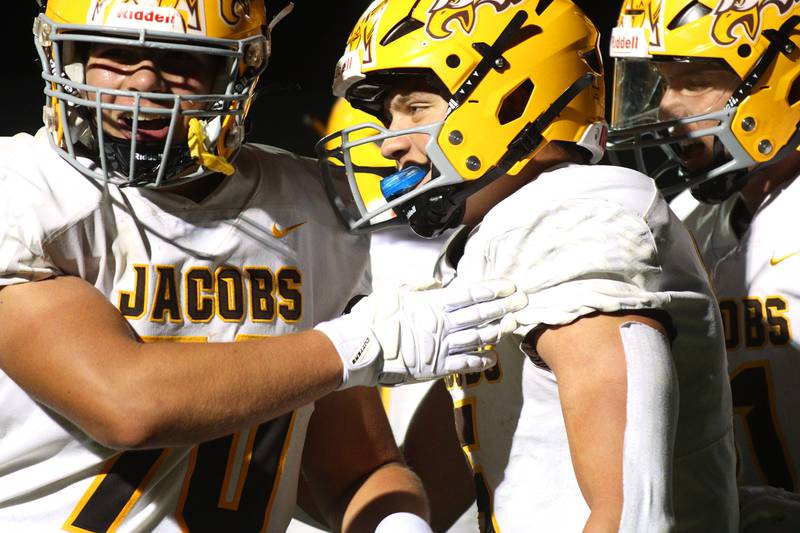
[370,226,452,442]
[673,179,800,493]
[437,164,738,532]
[0,131,370,532]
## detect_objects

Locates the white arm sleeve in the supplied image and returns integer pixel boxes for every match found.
[618,321,678,533]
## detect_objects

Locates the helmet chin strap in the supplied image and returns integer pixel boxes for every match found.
[187,118,235,176]
[88,118,235,188]
[107,139,195,188]
[392,166,466,239]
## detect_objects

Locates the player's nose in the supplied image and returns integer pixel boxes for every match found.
[122,60,168,95]
[380,132,414,162]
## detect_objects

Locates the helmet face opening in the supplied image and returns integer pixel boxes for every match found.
[609,56,755,200]
[34,0,269,188]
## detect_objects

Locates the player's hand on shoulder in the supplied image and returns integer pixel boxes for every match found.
[740,485,800,533]
[315,278,527,389]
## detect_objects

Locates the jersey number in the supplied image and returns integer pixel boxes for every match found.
[63,336,295,532]
[730,361,795,491]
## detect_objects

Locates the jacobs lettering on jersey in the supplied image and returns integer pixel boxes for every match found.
[718,296,792,350]
[117,264,303,324]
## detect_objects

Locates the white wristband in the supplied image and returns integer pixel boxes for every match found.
[374,512,433,533]
[314,313,382,389]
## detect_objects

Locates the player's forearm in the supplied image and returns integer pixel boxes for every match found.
[338,462,430,533]
[559,370,626,521]
[110,330,342,448]
[0,277,344,449]
[536,315,633,526]
[30,329,342,449]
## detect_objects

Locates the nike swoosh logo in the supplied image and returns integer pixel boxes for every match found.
[271,222,306,238]
[770,251,800,266]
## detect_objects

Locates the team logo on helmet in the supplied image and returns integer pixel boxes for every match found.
[344,0,390,67]
[647,0,664,48]
[425,0,523,40]
[711,0,800,46]
[220,0,251,27]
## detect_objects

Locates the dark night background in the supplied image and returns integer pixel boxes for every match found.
[2,1,621,156]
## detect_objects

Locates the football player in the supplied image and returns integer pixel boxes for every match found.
[608,0,800,528]
[319,0,739,530]
[0,1,527,531]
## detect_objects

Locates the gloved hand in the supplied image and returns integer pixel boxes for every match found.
[315,279,527,389]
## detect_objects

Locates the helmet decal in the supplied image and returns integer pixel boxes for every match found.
[219,0,251,27]
[711,0,800,46]
[619,0,665,51]
[426,0,524,39]
[344,0,390,67]
[647,0,665,48]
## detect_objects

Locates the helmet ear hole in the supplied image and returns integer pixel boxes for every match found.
[498,79,534,125]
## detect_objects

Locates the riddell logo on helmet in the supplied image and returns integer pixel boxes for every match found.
[612,34,641,50]
[115,7,176,25]
[609,27,650,57]
[100,3,187,34]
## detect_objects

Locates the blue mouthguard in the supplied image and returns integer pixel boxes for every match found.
[380,165,428,202]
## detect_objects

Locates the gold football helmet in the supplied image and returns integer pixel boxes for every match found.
[608,0,800,202]
[317,0,606,237]
[33,0,280,187]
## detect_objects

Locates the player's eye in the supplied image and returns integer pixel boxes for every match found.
[93,45,141,65]
[157,50,210,77]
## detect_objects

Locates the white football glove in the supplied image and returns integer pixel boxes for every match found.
[740,485,800,533]
[315,279,526,389]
